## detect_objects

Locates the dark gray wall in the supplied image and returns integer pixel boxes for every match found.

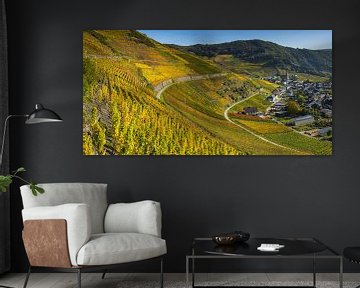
[5,0,360,273]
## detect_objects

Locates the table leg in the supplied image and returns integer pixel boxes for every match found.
[186,257,189,288]
[192,257,195,288]
[313,254,316,287]
[192,246,195,288]
[339,257,343,288]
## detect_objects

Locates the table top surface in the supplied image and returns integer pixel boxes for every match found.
[190,237,340,258]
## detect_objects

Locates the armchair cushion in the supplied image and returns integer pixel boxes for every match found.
[21,183,108,234]
[22,203,91,266]
[76,233,166,266]
[104,201,162,237]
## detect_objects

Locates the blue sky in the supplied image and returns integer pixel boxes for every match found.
[138,30,332,50]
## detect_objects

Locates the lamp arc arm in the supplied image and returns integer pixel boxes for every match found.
[0,114,28,169]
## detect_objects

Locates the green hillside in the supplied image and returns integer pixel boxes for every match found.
[83,30,220,85]
[162,77,305,155]
[83,30,240,155]
[171,40,332,75]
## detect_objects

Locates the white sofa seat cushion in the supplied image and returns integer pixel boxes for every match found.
[76,233,167,266]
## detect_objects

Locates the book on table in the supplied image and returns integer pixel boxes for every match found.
[257,243,285,251]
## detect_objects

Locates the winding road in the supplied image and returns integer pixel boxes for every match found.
[156,73,226,100]
[155,73,302,154]
[224,95,301,153]
[156,82,176,100]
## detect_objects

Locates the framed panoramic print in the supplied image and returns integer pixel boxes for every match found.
[83,30,332,156]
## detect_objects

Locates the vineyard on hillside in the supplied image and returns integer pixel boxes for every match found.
[83,30,332,156]
[162,79,306,155]
[83,57,242,155]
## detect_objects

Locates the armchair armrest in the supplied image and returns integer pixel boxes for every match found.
[22,203,91,266]
[104,200,162,237]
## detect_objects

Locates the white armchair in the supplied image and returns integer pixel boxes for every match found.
[20,183,166,288]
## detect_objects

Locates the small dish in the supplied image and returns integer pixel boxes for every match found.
[212,233,238,245]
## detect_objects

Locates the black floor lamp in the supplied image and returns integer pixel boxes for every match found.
[0,103,62,288]
[0,103,63,167]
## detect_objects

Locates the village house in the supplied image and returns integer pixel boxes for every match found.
[275,111,288,117]
[318,127,332,137]
[288,115,315,126]
[321,109,332,118]
[243,107,258,115]
[272,102,287,112]
[266,95,274,102]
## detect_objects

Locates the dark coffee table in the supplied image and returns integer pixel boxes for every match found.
[186,237,342,288]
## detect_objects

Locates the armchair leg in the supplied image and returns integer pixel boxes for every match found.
[77,269,81,288]
[101,270,107,279]
[23,266,31,288]
[160,257,164,288]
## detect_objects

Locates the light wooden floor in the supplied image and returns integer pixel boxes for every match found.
[0,273,359,288]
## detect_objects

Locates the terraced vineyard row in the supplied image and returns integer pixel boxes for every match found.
[162,78,304,155]
[83,57,242,155]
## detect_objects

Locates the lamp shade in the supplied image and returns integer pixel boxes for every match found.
[25,104,63,124]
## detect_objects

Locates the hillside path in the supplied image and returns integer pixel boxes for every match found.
[155,73,302,154]
[224,94,303,153]
[156,73,226,100]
